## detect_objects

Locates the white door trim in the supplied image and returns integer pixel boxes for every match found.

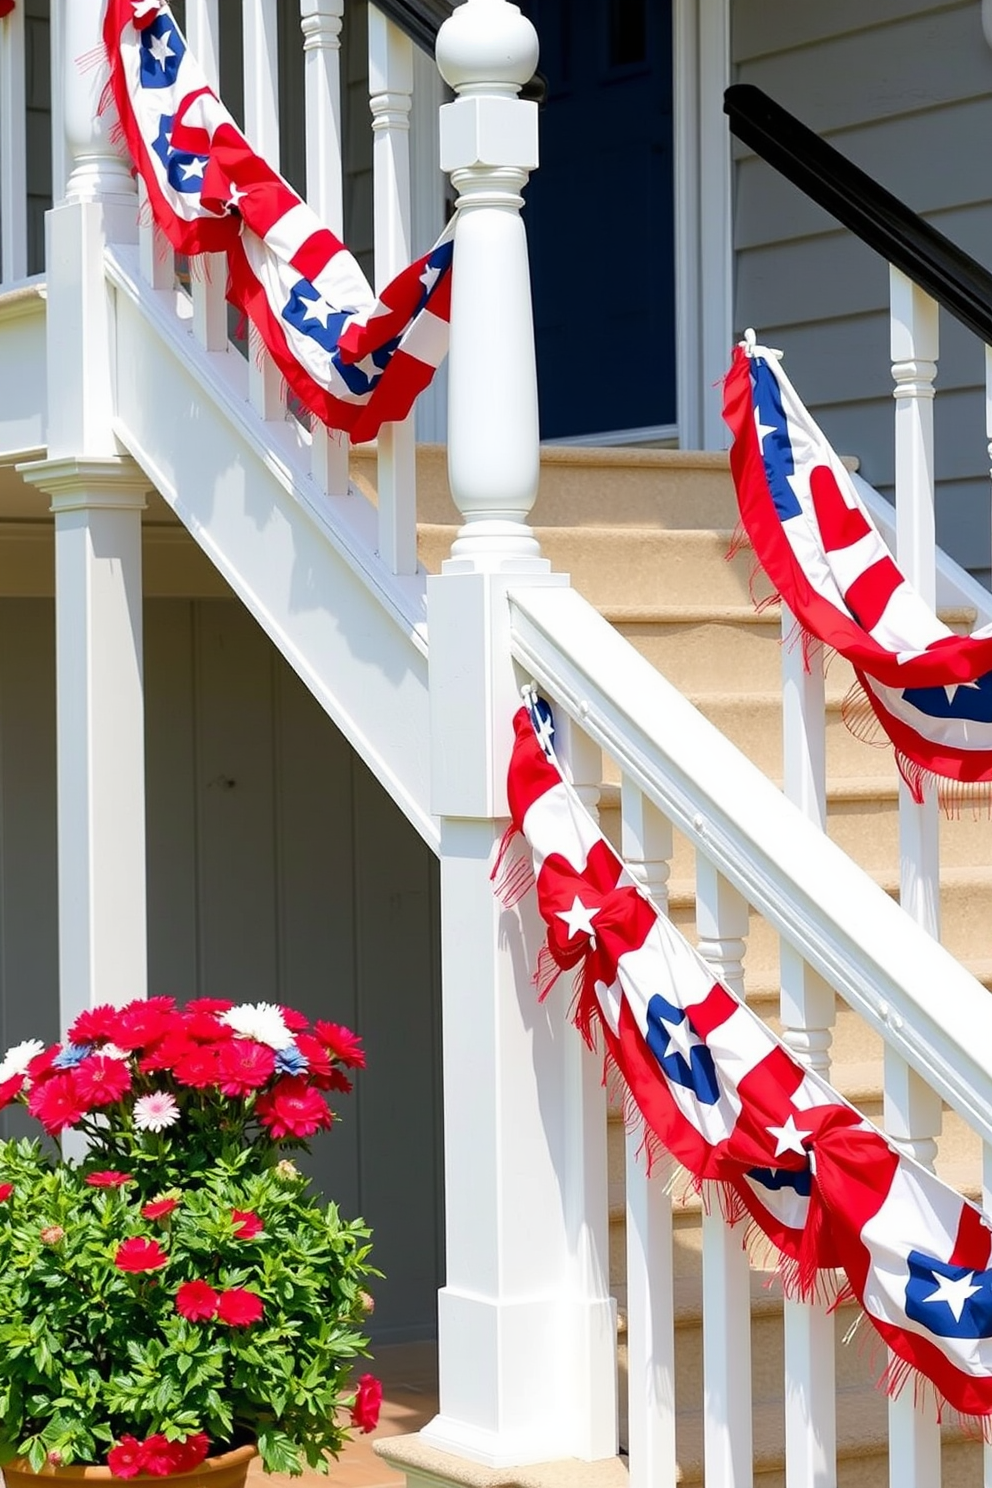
[673,0,733,450]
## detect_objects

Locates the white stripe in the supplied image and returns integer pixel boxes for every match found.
[398,305,449,368]
[867,583,950,654]
[522,781,598,879]
[263,202,321,263]
[861,1159,992,1378]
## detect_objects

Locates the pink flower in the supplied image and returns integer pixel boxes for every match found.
[216,1287,264,1326]
[216,1038,276,1096]
[142,1197,179,1221]
[314,1021,366,1069]
[231,1209,263,1240]
[255,1077,332,1140]
[133,1091,180,1133]
[115,1236,168,1273]
[27,1071,85,1134]
[74,1054,132,1108]
[107,1436,149,1478]
[175,1279,220,1321]
[40,1225,64,1246]
[351,1373,382,1433]
[26,1045,62,1084]
[110,998,177,1053]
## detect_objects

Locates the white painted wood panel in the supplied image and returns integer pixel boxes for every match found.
[734,0,963,63]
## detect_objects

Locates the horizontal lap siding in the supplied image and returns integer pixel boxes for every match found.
[732,0,992,584]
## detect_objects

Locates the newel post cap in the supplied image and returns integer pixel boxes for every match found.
[436,0,539,96]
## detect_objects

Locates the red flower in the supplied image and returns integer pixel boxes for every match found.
[110,1000,175,1053]
[173,1046,220,1089]
[0,1183,13,1203]
[27,1071,85,1134]
[86,1170,133,1188]
[26,1045,61,1084]
[216,1287,264,1326]
[171,1435,210,1474]
[231,1209,263,1240]
[107,1436,149,1478]
[115,1236,168,1273]
[185,998,234,1016]
[255,1077,332,1139]
[74,1054,132,1108]
[351,1373,382,1433]
[142,1197,179,1221]
[293,1033,334,1089]
[141,1434,180,1477]
[279,1006,310,1033]
[137,1030,197,1074]
[314,1021,366,1069]
[175,1279,220,1321]
[184,1010,232,1043]
[0,1074,24,1110]
[327,1067,354,1095]
[68,1003,120,1046]
[216,1038,276,1096]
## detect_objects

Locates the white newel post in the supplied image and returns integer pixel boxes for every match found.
[16,0,149,1037]
[412,0,615,1468]
[887,266,942,1488]
[301,0,349,497]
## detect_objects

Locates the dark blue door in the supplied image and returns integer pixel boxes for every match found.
[517,0,675,441]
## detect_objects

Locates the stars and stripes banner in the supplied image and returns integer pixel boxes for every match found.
[102,0,452,443]
[723,339,992,802]
[501,696,992,1421]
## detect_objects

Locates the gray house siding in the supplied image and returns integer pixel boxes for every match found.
[0,587,443,1345]
[732,0,992,585]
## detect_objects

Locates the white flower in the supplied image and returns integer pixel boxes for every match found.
[133,1092,180,1133]
[221,1001,291,1050]
[0,1038,45,1085]
[98,1043,132,1063]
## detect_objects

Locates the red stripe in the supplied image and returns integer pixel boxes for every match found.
[687,983,737,1039]
[810,464,872,551]
[506,709,564,828]
[292,230,346,284]
[950,1202,992,1271]
[844,557,903,633]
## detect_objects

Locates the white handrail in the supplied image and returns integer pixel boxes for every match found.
[507,582,992,1142]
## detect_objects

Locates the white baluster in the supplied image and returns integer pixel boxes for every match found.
[301,0,349,497]
[780,615,836,1488]
[0,0,27,282]
[696,859,752,1488]
[888,266,942,1488]
[17,0,148,1067]
[243,0,283,419]
[554,717,617,1461]
[369,5,417,574]
[50,0,67,209]
[187,0,227,349]
[138,177,173,291]
[622,781,676,1487]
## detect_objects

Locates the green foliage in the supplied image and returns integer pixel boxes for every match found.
[0,1139,376,1475]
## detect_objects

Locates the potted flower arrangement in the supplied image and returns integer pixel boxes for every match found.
[0,997,382,1483]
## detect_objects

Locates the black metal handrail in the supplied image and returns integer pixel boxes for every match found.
[724,83,992,348]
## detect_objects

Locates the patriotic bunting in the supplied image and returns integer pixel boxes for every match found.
[723,339,992,801]
[500,696,992,1422]
[102,0,452,443]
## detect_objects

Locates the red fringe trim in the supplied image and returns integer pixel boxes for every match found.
[490,825,536,909]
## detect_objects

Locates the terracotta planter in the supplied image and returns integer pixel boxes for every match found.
[2,1444,257,1488]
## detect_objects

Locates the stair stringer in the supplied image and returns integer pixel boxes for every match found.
[106,244,438,852]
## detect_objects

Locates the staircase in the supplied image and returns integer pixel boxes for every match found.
[415,439,989,1485]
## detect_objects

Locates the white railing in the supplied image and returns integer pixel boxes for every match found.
[508,580,992,1487]
[0,0,438,575]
